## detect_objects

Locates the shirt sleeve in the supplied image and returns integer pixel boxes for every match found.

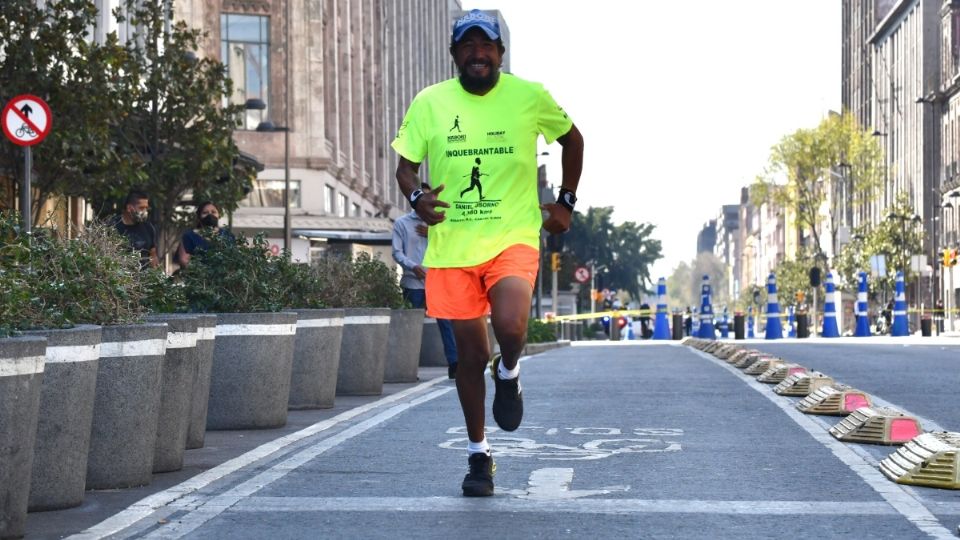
[390,94,427,163]
[536,86,574,144]
[391,221,417,271]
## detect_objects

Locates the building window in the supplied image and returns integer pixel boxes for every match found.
[352,203,361,217]
[324,185,335,214]
[238,180,300,208]
[221,13,270,130]
[338,194,348,218]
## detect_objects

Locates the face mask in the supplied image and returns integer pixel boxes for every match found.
[133,210,149,223]
[200,215,219,228]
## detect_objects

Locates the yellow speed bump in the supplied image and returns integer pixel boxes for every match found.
[796,385,872,416]
[735,352,772,370]
[829,407,922,445]
[879,432,960,489]
[757,363,808,384]
[773,372,835,396]
[726,349,753,365]
[744,357,785,376]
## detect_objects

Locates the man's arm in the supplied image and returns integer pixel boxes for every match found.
[541,124,584,234]
[396,157,449,225]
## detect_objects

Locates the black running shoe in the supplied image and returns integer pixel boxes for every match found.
[490,354,523,431]
[461,452,495,497]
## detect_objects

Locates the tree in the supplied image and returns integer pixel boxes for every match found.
[0,0,129,225]
[752,112,885,264]
[564,206,662,308]
[92,0,255,256]
[666,252,728,311]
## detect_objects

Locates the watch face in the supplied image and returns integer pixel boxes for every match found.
[563,191,576,205]
[410,189,423,202]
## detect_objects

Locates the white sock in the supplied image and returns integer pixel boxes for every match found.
[467,438,490,455]
[498,360,519,380]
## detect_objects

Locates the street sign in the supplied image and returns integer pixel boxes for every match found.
[574,266,590,283]
[2,95,52,146]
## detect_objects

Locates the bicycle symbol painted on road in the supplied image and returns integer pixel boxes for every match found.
[439,426,683,460]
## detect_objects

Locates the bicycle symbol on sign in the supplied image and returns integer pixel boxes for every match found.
[15,123,36,139]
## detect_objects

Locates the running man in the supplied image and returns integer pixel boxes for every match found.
[392,9,584,497]
[460,158,487,200]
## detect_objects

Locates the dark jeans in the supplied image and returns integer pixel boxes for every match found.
[403,288,457,366]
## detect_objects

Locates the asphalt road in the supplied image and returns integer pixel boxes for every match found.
[33,341,960,539]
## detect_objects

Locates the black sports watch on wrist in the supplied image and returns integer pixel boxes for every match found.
[409,189,424,209]
[557,188,577,212]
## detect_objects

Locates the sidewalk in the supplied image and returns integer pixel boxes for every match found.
[26,367,449,540]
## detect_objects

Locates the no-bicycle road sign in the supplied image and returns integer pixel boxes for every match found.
[2,94,52,146]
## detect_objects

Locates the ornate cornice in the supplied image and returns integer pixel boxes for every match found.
[222,0,271,14]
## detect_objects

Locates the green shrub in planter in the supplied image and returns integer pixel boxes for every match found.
[527,319,557,344]
[308,252,403,309]
[0,213,145,331]
[179,232,294,313]
[141,267,187,314]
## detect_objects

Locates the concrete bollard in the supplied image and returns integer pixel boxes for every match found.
[207,312,297,430]
[336,308,391,396]
[145,314,200,473]
[419,318,447,367]
[185,314,216,449]
[288,309,344,409]
[85,323,167,490]
[23,325,101,512]
[0,336,45,540]
[384,308,425,383]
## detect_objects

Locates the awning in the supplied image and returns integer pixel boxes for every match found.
[293,229,392,244]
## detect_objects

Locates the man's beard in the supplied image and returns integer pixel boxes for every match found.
[458,62,499,93]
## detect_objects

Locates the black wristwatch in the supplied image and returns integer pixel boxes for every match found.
[557,188,577,212]
[409,189,424,209]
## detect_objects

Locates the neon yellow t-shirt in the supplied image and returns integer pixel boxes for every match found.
[391,73,573,268]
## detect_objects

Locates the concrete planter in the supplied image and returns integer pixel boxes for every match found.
[418,318,447,368]
[206,312,297,430]
[336,308,391,396]
[288,309,344,410]
[85,323,167,490]
[185,314,216,449]
[0,336,45,540]
[384,309,425,383]
[22,325,100,512]
[145,314,199,473]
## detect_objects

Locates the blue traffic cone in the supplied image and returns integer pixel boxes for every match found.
[765,273,783,340]
[891,271,909,336]
[854,271,871,337]
[747,306,755,339]
[653,277,671,340]
[696,274,716,339]
[821,271,840,338]
[719,308,730,339]
[787,306,797,338]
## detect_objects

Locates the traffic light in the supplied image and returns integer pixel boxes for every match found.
[946,249,958,267]
[550,252,560,272]
[952,249,958,267]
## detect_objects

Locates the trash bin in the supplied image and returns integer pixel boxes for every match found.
[672,314,684,340]
[734,314,745,340]
[921,316,932,337]
[796,313,809,338]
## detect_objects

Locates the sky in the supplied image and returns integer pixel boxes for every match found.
[461,0,840,284]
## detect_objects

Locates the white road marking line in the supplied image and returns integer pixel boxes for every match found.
[67,376,455,540]
[143,387,455,539]
[690,347,954,539]
[517,468,628,500]
[230,496,895,515]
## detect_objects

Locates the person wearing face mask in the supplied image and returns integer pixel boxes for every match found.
[176,201,234,269]
[113,190,159,270]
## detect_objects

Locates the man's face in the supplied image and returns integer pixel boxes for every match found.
[126,198,149,222]
[452,28,502,93]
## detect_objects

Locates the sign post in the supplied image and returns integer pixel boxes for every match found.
[3,94,53,234]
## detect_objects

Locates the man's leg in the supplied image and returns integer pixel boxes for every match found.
[487,276,533,432]
[402,287,426,309]
[451,317,490,444]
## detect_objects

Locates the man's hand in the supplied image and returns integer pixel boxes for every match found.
[415,184,450,225]
[541,203,572,234]
[413,265,427,280]
[415,224,428,237]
